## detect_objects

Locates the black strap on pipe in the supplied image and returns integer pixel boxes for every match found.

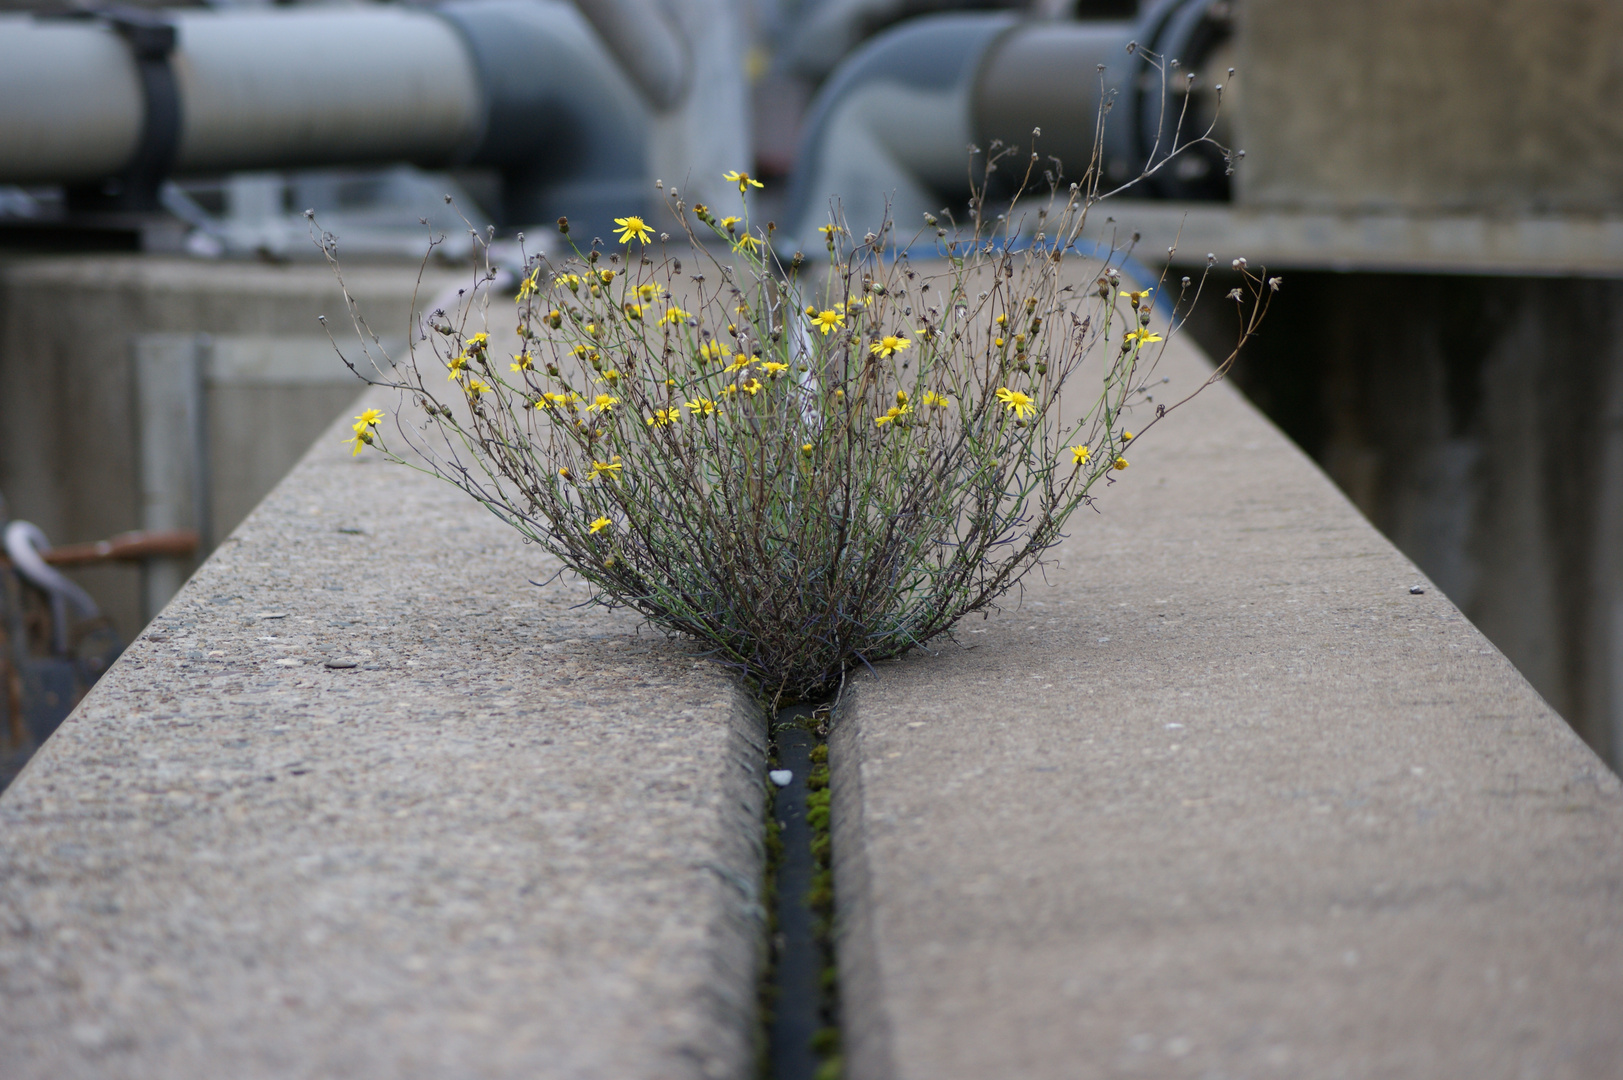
[63,6,181,213]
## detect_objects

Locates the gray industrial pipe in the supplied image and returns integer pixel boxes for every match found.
[0,0,653,233]
[783,0,1234,246]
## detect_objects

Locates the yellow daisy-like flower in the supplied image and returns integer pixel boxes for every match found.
[587,458,622,481]
[994,337,1006,349]
[447,353,470,379]
[817,224,842,237]
[538,391,581,410]
[518,268,541,300]
[660,305,692,327]
[587,393,619,413]
[698,340,727,363]
[599,369,621,383]
[637,282,665,302]
[1070,444,1091,465]
[353,408,385,429]
[647,407,682,428]
[1122,430,1134,442]
[622,302,645,320]
[733,234,762,253]
[738,378,763,396]
[810,309,844,335]
[721,384,739,397]
[466,378,492,394]
[723,354,754,374]
[1113,457,1129,470]
[1124,328,1163,346]
[614,215,653,245]
[921,391,951,408]
[598,269,616,284]
[995,314,1009,327]
[874,404,911,428]
[720,216,741,232]
[995,387,1035,418]
[870,334,911,358]
[723,170,763,193]
[801,442,814,453]
[510,352,534,372]
[589,516,611,535]
[555,272,580,291]
[466,332,489,351]
[760,361,790,377]
[1124,287,1153,307]
[686,397,717,416]
[343,428,373,456]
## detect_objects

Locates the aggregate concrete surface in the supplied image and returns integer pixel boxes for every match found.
[831,330,1623,1078]
[0,389,765,1079]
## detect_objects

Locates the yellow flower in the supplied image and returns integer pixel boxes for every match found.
[539,391,581,409]
[994,337,1006,349]
[995,314,1008,327]
[1069,444,1090,465]
[699,340,727,363]
[353,408,385,429]
[1113,456,1129,470]
[921,391,951,408]
[660,305,692,326]
[587,458,622,481]
[510,352,533,371]
[599,369,621,383]
[598,269,616,284]
[720,216,741,232]
[817,224,842,236]
[343,428,373,455]
[447,353,470,379]
[995,387,1035,418]
[723,170,763,193]
[723,354,755,374]
[1124,328,1163,346]
[1124,287,1153,307]
[810,309,844,335]
[623,302,645,320]
[870,334,911,358]
[801,442,814,453]
[721,384,739,397]
[874,404,911,427]
[587,393,619,413]
[1122,430,1134,441]
[466,332,489,351]
[686,397,717,416]
[647,407,682,428]
[589,516,611,534]
[733,234,762,253]
[466,378,492,394]
[637,282,664,302]
[614,216,653,245]
[518,268,541,300]
[555,272,580,291]
[760,361,790,377]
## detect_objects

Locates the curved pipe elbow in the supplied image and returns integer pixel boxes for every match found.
[566,0,691,112]
[783,0,1234,249]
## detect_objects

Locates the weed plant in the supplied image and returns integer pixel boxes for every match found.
[325,81,1272,704]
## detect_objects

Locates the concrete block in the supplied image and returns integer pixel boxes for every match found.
[1237,0,1623,214]
[0,395,766,1078]
[830,313,1623,1077]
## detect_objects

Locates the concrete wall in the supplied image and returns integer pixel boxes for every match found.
[0,255,458,641]
[1237,0,1623,213]
[1189,271,1623,770]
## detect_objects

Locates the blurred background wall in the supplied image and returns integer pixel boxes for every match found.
[2,0,1621,770]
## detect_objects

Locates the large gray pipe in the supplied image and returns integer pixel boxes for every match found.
[783,0,1234,246]
[0,0,653,232]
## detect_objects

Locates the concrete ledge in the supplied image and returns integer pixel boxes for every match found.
[831,333,1623,1077]
[0,394,765,1078]
[1101,200,1623,277]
